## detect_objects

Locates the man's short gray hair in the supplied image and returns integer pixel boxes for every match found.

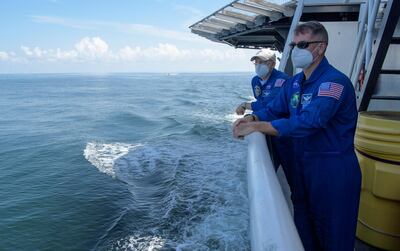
[294,21,329,43]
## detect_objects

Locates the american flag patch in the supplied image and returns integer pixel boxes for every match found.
[318,82,344,100]
[274,78,285,88]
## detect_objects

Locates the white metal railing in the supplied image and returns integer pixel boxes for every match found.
[366,0,381,66]
[348,1,369,77]
[245,132,304,251]
[349,0,382,87]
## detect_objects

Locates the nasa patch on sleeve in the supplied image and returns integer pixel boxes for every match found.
[254,85,262,97]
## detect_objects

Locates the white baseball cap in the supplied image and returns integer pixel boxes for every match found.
[250,48,276,62]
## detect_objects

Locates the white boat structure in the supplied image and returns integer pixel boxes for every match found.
[191,1,400,250]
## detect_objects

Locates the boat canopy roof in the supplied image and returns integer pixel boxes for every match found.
[189,0,364,51]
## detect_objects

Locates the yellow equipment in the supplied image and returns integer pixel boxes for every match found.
[355,111,400,251]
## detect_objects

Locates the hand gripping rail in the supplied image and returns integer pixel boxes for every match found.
[245,132,304,251]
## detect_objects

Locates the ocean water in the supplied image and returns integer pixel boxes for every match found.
[0,73,254,251]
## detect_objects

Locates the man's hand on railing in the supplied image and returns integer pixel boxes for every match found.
[235,103,246,115]
[233,121,256,139]
[233,115,257,139]
[233,115,279,139]
[236,102,253,115]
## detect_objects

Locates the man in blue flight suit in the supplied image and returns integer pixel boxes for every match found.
[233,21,361,251]
[235,49,294,187]
[235,48,289,115]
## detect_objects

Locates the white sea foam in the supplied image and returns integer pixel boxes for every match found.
[193,111,244,124]
[115,234,165,251]
[175,175,250,250]
[83,142,142,177]
[248,95,256,101]
[224,112,243,122]
[85,137,250,250]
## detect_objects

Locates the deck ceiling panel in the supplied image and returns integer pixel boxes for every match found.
[189,0,361,50]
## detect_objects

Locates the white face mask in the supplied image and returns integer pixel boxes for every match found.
[291,47,313,69]
[255,64,270,78]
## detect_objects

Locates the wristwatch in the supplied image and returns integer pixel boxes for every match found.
[244,114,256,121]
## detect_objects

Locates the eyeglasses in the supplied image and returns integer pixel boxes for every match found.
[289,41,326,49]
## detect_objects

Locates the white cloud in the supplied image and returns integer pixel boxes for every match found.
[0,51,9,60]
[141,43,189,61]
[20,37,112,62]
[30,15,94,29]
[30,15,209,43]
[6,36,257,73]
[74,37,110,59]
[174,4,204,19]
[118,46,142,61]
[173,4,203,17]
[122,23,200,42]
[117,43,252,63]
[173,4,204,28]
[17,37,251,64]
[55,48,78,60]
[21,46,47,58]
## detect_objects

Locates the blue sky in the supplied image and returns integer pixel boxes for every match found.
[0,0,256,73]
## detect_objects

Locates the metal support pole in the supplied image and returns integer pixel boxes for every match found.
[278,0,304,73]
[366,0,381,67]
[348,1,368,77]
[351,38,367,88]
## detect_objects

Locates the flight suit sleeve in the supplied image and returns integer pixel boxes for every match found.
[271,81,346,137]
[251,98,264,111]
[250,77,264,111]
[252,80,290,122]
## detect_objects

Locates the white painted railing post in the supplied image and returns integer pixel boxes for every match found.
[278,0,304,74]
[245,132,304,251]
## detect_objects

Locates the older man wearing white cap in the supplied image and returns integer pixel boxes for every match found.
[235,48,293,187]
[236,48,289,115]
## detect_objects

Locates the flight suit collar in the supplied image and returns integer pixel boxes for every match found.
[270,68,278,80]
[301,57,330,86]
[258,68,278,85]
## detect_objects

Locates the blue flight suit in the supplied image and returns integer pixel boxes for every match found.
[253,57,361,251]
[250,68,289,111]
[250,69,294,188]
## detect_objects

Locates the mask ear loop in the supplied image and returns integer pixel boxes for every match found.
[309,43,323,64]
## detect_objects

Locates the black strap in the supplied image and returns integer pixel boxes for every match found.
[356,149,400,166]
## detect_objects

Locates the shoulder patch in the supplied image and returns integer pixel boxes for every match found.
[301,93,313,106]
[290,92,300,108]
[254,85,262,97]
[318,82,344,100]
[274,78,285,88]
